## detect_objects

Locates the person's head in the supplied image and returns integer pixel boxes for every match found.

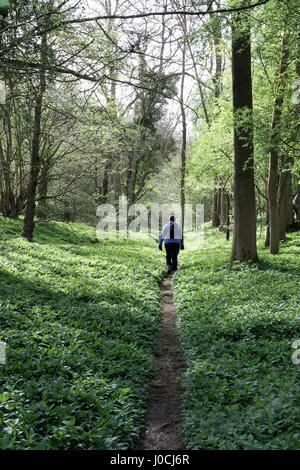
[170,215,175,223]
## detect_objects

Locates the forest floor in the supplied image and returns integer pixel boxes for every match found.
[0,217,165,450]
[139,274,184,450]
[174,227,300,449]
[1,217,300,450]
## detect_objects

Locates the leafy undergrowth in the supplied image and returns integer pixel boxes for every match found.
[175,228,300,450]
[0,217,164,449]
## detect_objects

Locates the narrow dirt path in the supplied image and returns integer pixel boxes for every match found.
[139,274,184,450]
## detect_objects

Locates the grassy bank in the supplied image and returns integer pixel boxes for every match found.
[0,218,164,449]
[175,228,300,449]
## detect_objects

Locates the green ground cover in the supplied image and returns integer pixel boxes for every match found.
[1,217,300,450]
[0,217,164,449]
[175,228,300,449]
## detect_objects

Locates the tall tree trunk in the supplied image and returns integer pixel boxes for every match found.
[126,152,141,206]
[22,34,47,241]
[293,184,300,221]
[212,1,223,102]
[278,157,294,239]
[231,10,258,262]
[101,159,111,203]
[226,193,230,241]
[267,32,288,254]
[212,181,219,227]
[180,15,187,231]
[37,165,49,220]
[36,143,51,220]
[265,212,270,247]
[220,188,227,230]
[217,186,222,227]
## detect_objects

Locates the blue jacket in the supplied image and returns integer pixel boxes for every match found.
[159,221,184,245]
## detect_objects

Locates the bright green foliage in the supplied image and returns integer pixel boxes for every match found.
[187,0,300,213]
[187,96,233,204]
[0,0,10,10]
[175,229,300,449]
[0,218,164,449]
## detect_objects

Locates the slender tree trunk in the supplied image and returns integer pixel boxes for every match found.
[212,2,223,102]
[226,193,230,241]
[212,181,219,227]
[231,10,258,262]
[278,157,294,239]
[37,171,48,220]
[186,36,210,126]
[289,34,300,225]
[217,186,222,227]
[267,32,288,254]
[180,16,187,231]
[293,185,300,221]
[0,77,18,218]
[22,35,47,241]
[36,147,51,220]
[268,157,280,253]
[220,188,227,230]
[265,215,270,247]
[101,159,111,203]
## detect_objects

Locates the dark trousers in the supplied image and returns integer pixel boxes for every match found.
[165,243,180,271]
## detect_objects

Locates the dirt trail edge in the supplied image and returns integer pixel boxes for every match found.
[139,274,184,450]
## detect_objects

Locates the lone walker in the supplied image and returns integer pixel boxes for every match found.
[159,215,184,273]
